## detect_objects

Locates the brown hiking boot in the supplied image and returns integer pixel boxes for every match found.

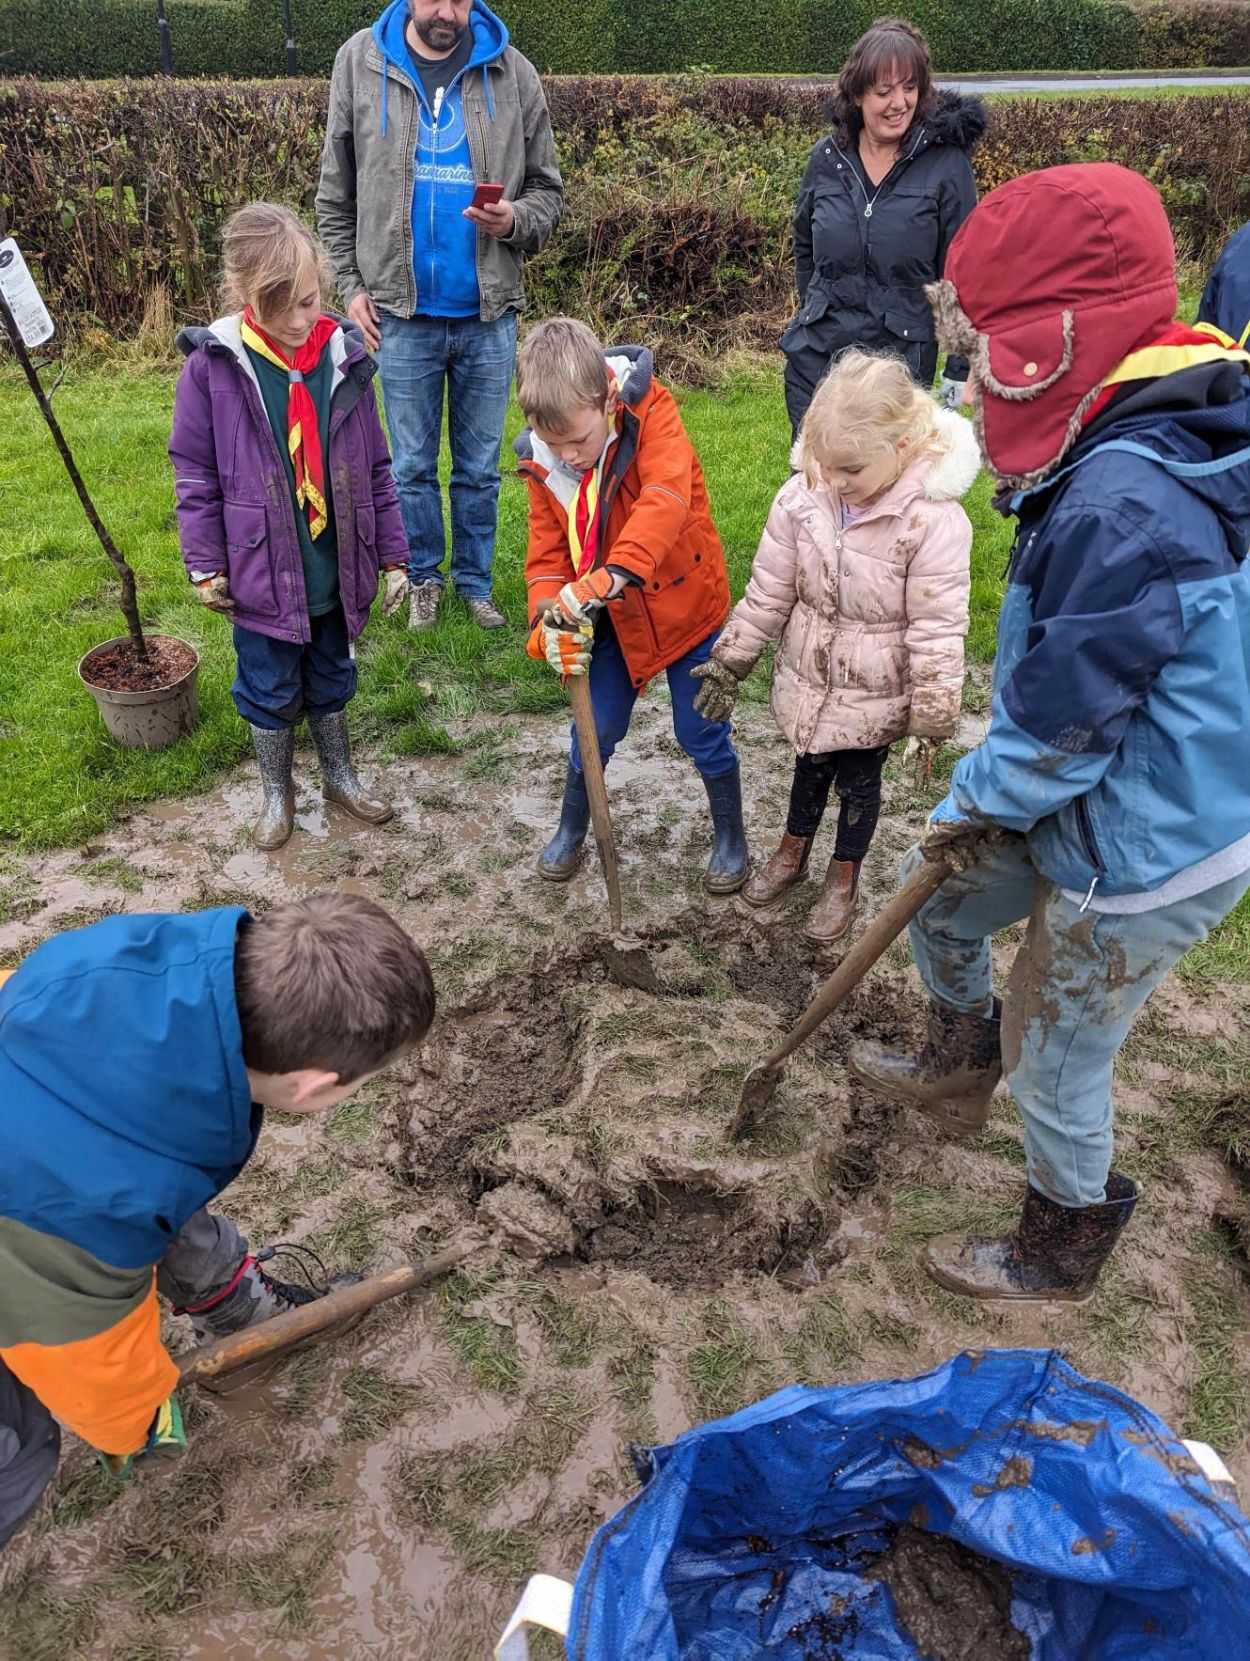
[468,596,507,630]
[408,580,442,631]
[923,1174,1140,1302]
[802,857,860,944]
[848,997,1002,1136]
[743,832,813,907]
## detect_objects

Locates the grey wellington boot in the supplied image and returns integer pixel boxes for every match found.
[248,723,296,851]
[309,710,393,824]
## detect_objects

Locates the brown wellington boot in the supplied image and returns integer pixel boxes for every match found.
[743,832,813,908]
[923,1174,1140,1302]
[802,857,860,944]
[848,997,1002,1136]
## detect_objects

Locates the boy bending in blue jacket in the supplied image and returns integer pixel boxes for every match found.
[849,163,1250,1302]
[0,892,434,1548]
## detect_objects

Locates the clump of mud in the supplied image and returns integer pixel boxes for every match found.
[866,1524,1029,1661]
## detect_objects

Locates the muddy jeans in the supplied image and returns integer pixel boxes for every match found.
[901,835,1250,1208]
[0,1208,248,1552]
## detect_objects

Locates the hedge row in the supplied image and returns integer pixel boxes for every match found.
[7,0,1237,79]
[2,78,1248,373]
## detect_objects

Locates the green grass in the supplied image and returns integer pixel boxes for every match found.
[0,363,1010,847]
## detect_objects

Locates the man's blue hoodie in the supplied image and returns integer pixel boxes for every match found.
[374,0,509,318]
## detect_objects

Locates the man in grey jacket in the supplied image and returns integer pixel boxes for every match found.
[317,0,563,631]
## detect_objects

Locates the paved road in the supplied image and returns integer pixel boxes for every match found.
[943,74,1250,92]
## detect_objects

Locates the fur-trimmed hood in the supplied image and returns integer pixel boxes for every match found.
[832,87,989,155]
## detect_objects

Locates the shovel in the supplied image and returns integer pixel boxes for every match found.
[726,855,954,1142]
[177,1239,477,1387]
[567,672,660,994]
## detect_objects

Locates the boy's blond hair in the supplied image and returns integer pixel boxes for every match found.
[796,349,943,491]
[220,202,331,321]
[516,317,612,434]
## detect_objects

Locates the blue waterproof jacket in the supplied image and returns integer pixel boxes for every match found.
[1199,222,1250,350]
[945,360,1250,902]
[0,908,258,1270]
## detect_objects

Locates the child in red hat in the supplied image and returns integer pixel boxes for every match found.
[849,163,1250,1303]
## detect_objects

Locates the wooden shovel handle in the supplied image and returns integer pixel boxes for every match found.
[176,1241,474,1384]
[760,857,953,1071]
[568,673,624,935]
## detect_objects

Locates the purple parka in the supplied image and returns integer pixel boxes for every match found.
[168,314,408,644]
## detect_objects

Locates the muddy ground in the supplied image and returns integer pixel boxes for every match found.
[2,694,1249,1661]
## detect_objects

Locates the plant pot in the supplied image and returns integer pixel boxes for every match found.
[78,634,201,750]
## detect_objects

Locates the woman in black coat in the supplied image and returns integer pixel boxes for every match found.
[781,18,988,435]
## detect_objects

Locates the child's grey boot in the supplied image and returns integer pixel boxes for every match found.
[248,723,296,852]
[701,764,750,894]
[309,709,394,824]
[539,762,591,881]
[174,1248,360,1343]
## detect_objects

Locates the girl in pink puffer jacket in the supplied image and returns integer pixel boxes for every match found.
[691,350,978,943]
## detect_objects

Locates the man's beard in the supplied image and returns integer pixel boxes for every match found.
[413,14,466,50]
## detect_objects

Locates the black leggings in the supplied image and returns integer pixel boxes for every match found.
[786,745,891,862]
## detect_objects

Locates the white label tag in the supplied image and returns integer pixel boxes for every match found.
[0,238,55,348]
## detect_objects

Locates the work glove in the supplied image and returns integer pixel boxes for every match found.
[919,796,1006,871]
[193,573,234,613]
[526,612,594,678]
[904,735,943,790]
[935,375,965,411]
[98,1393,187,1482]
[690,658,742,724]
[557,568,624,623]
[382,566,410,617]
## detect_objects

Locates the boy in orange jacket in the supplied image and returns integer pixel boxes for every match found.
[515,318,748,892]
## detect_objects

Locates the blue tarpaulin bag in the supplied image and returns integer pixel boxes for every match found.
[564,1349,1250,1660]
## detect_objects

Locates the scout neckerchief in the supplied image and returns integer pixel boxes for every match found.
[566,374,620,578]
[1081,322,1250,431]
[240,309,339,539]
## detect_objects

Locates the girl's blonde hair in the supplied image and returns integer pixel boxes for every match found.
[796,349,943,491]
[220,202,331,320]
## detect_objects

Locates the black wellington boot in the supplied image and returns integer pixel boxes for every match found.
[923,1174,1140,1303]
[848,997,1003,1136]
[701,764,750,894]
[248,723,296,851]
[539,762,591,881]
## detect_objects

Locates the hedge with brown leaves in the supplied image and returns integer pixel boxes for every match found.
[2,78,1247,371]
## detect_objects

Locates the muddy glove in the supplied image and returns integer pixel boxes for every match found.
[690,659,742,724]
[527,613,594,678]
[557,568,625,623]
[382,566,410,618]
[935,375,964,411]
[905,736,941,789]
[98,1393,186,1482]
[193,573,234,613]
[920,796,1007,872]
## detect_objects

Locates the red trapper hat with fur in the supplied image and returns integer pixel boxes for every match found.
[926,163,1178,487]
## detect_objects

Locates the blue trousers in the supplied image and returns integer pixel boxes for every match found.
[376,310,518,600]
[902,834,1250,1207]
[570,620,737,779]
[231,607,356,729]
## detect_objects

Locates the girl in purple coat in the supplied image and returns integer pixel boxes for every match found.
[169,203,410,850]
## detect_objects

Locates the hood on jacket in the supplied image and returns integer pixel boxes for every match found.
[0,908,258,1269]
[833,87,988,155]
[789,405,981,505]
[927,163,1178,489]
[1022,358,1250,564]
[175,313,367,401]
[373,0,508,134]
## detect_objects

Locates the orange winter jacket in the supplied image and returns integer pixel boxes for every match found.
[516,347,731,689]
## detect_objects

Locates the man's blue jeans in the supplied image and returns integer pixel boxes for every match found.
[377,311,518,600]
[570,619,737,779]
[901,833,1250,1208]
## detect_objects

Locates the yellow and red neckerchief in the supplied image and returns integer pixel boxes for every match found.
[241,309,339,539]
[1081,322,1250,430]
[566,374,621,579]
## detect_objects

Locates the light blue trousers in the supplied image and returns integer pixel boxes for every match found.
[902,835,1250,1207]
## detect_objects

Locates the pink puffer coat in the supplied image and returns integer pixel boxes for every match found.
[714,409,978,754]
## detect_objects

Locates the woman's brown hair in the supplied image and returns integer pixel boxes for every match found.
[831,17,937,149]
